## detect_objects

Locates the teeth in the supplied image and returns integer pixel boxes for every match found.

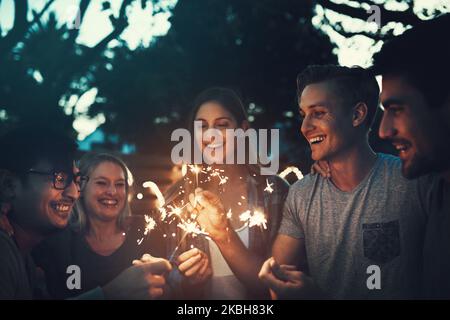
[55,204,71,212]
[309,136,325,144]
[100,199,118,205]
[395,144,408,151]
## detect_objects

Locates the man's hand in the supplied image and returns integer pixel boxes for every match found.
[187,188,229,242]
[102,254,172,300]
[311,160,331,178]
[176,248,212,285]
[258,257,324,300]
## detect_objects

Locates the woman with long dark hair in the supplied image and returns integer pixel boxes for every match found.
[166,87,289,299]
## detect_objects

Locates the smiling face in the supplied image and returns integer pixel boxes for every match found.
[299,81,356,161]
[379,74,450,179]
[12,160,79,234]
[195,101,243,164]
[82,161,127,223]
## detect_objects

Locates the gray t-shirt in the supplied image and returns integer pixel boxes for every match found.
[279,153,429,299]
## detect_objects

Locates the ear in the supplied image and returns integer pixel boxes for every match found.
[352,102,368,128]
[241,120,250,130]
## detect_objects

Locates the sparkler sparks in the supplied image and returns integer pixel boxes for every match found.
[239,209,268,229]
[264,179,274,193]
[278,166,304,180]
[144,215,156,235]
[177,220,209,238]
[142,180,166,208]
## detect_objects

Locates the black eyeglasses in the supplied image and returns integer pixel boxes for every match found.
[27,169,89,191]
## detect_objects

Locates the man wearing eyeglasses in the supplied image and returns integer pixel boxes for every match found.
[0,126,171,300]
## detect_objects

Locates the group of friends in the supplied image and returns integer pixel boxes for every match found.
[0,14,449,300]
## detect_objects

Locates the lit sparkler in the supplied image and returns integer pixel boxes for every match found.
[239,209,268,229]
[264,179,274,193]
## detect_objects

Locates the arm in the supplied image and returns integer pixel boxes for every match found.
[192,189,268,295]
[272,234,309,274]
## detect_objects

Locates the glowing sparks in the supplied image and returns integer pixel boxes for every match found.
[278,166,304,180]
[239,209,267,229]
[188,164,202,175]
[181,164,188,177]
[142,180,166,208]
[159,207,167,221]
[144,215,156,235]
[177,220,209,238]
[167,204,183,217]
[264,179,274,193]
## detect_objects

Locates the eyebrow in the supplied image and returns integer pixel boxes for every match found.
[299,102,328,112]
[195,117,232,121]
[381,98,405,109]
[93,176,125,182]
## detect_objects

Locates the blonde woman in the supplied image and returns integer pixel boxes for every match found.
[33,153,165,299]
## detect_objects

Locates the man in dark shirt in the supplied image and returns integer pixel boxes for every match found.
[373,14,450,298]
[0,126,171,299]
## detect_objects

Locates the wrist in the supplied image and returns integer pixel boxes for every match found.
[211,226,230,244]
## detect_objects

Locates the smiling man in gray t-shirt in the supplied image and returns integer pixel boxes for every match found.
[279,153,429,299]
[259,65,430,299]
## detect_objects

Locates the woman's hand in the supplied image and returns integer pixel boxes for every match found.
[310,160,331,178]
[176,248,212,285]
[187,188,229,242]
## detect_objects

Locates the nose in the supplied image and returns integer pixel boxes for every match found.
[106,183,117,195]
[63,180,79,202]
[378,112,397,140]
[300,115,314,138]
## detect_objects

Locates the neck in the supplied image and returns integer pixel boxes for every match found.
[327,140,377,192]
[10,221,44,254]
[86,217,119,240]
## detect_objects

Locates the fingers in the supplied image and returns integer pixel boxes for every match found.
[141,253,154,262]
[197,257,211,277]
[145,274,166,287]
[279,264,298,271]
[177,250,204,275]
[311,161,331,178]
[140,257,172,275]
[258,257,275,280]
[177,248,200,263]
[149,287,164,299]
[259,259,287,293]
[183,258,204,277]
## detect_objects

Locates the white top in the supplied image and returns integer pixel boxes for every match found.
[208,224,249,299]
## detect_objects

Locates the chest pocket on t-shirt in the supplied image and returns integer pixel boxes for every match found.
[362,220,401,264]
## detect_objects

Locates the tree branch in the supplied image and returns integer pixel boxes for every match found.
[316,0,422,27]
[0,0,28,56]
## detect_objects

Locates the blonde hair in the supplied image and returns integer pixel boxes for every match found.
[72,153,133,232]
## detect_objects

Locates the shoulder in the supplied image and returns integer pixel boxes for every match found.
[0,230,20,259]
[289,173,320,195]
[376,153,402,172]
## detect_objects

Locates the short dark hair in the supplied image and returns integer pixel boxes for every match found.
[297,65,380,129]
[372,14,450,109]
[0,126,78,178]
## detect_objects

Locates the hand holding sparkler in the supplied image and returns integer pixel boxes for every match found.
[102,254,172,300]
[176,247,212,285]
[187,188,230,242]
[258,257,324,300]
